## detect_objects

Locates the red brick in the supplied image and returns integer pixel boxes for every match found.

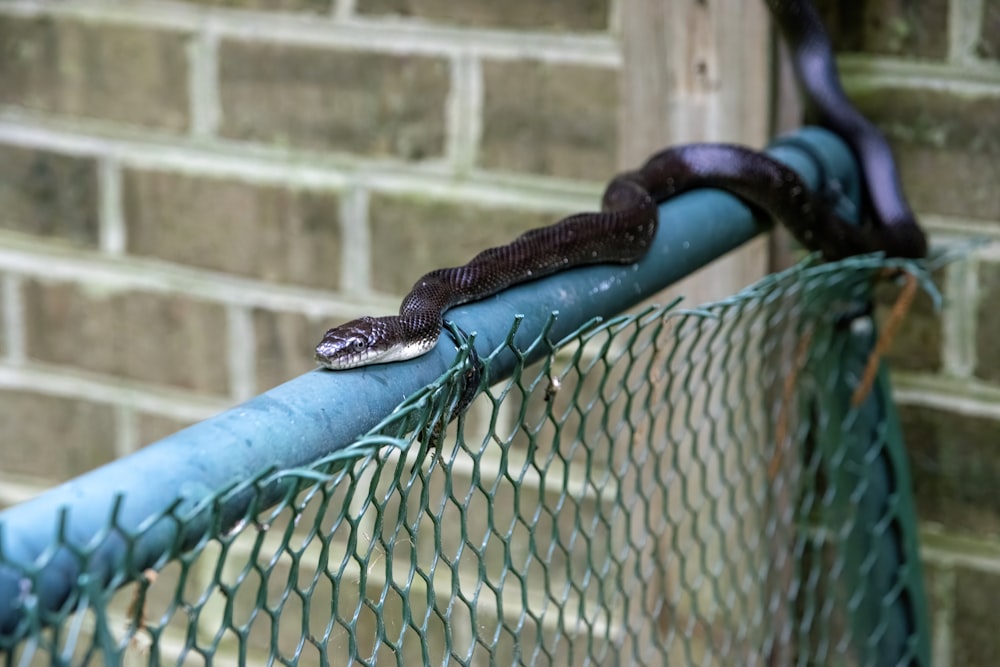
[23,280,230,394]
[356,0,610,31]
[0,144,100,246]
[0,390,116,482]
[0,16,190,131]
[122,169,342,289]
[481,60,618,181]
[218,41,448,160]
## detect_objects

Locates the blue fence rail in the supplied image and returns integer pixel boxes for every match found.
[0,128,920,651]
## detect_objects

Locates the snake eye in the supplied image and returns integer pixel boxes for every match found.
[353,340,366,352]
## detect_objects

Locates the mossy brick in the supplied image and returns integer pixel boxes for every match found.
[899,404,1000,534]
[871,269,942,373]
[0,278,4,358]
[22,280,230,394]
[218,41,448,160]
[851,88,1000,154]
[813,0,948,58]
[979,0,1000,59]
[123,169,342,289]
[253,309,327,391]
[954,568,1000,666]
[368,194,564,295]
[481,60,618,181]
[180,0,330,11]
[0,15,190,131]
[0,144,100,246]
[356,0,610,31]
[0,389,116,483]
[896,148,1000,221]
[848,88,1000,220]
[976,261,1000,383]
[921,564,944,637]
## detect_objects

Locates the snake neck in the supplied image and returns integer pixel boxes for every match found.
[766,0,926,256]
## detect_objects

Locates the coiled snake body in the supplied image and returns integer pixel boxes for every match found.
[315,0,927,371]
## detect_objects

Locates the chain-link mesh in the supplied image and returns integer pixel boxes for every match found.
[1,254,937,666]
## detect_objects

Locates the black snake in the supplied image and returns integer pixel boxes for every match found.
[315,0,927,370]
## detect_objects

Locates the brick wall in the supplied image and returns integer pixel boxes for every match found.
[814,0,1000,664]
[0,0,997,663]
[0,0,620,496]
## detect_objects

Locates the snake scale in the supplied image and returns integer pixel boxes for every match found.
[315,0,927,371]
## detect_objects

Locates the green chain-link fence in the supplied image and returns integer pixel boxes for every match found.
[1,252,938,666]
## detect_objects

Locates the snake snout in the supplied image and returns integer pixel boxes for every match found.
[314,318,377,370]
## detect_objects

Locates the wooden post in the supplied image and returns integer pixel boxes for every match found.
[619,0,770,303]
[618,1,777,662]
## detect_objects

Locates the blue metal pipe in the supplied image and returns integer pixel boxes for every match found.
[0,127,858,638]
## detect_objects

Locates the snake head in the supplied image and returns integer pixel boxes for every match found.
[314,317,386,370]
[315,316,434,370]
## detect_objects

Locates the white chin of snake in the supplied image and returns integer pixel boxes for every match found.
[319,338,435,371]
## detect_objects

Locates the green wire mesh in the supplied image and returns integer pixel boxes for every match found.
[2,254,938,666]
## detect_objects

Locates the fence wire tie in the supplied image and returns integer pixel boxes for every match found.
[509,312,554,363]
[552,313,604,348]
[442,319,482,413]
[671,307,719,319]
[265,437,409,487]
